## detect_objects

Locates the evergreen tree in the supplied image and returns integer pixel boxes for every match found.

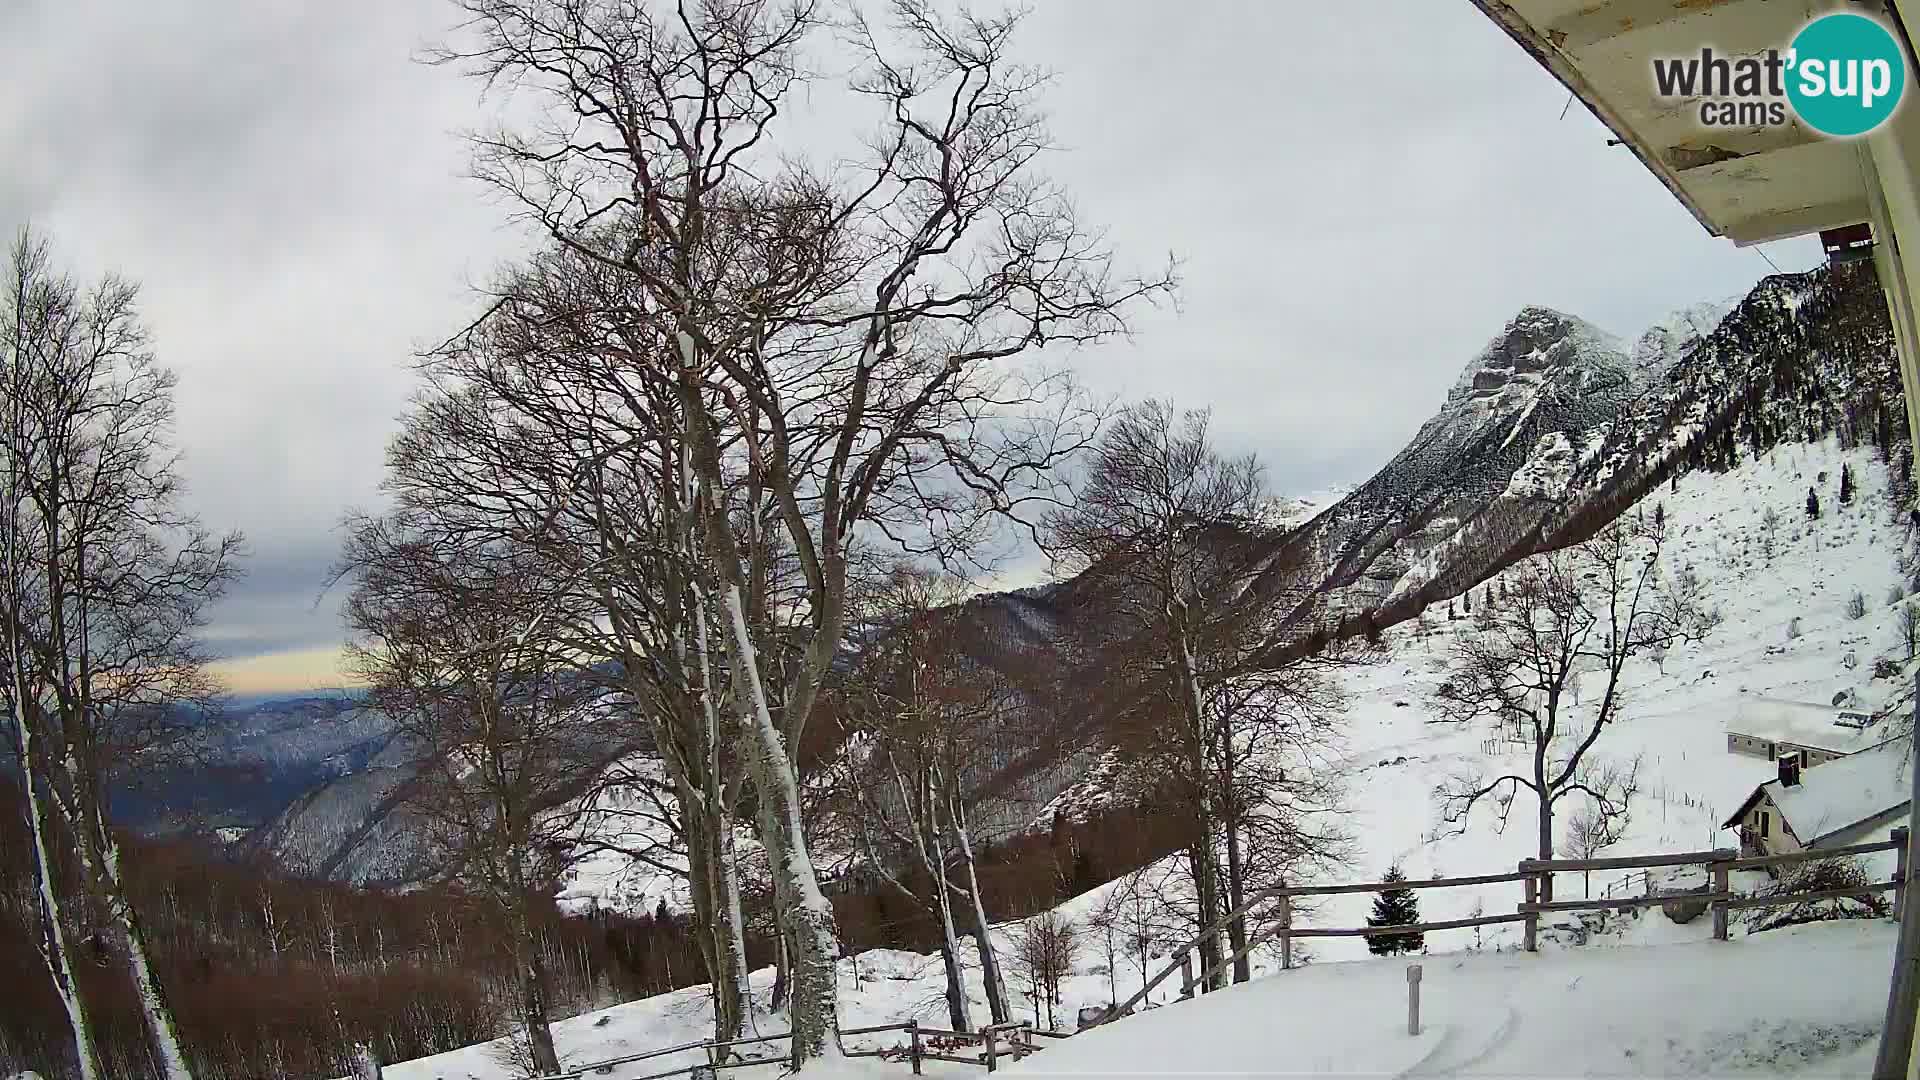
[1807,486,1822,520]
[1840,463,1855,504]
[1365,865,1425,956]
[1654,502,1665,529]
[1447,600,1456,620]
[1462,590,1472,615]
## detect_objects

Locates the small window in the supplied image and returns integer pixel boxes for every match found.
[1759,811,1770,838]
[1768,743,1777,761]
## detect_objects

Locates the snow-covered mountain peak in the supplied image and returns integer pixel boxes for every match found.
[1447,305,1628,405]
[1629,295,1743,386]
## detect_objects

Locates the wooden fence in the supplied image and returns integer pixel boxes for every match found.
[1094,827,1913,1026]
[527,1018,1072,1080]
[516,832,1914,1074]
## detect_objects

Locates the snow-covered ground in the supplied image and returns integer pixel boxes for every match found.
[378,437,1918,1079]
[1004,922,1897,1078]
[375,950,1002,1080]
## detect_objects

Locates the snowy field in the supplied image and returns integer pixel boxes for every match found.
[378,438,1918,1079]
[1004,922,1898,1079]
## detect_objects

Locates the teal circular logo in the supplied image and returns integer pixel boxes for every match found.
[1787,13,1906,137]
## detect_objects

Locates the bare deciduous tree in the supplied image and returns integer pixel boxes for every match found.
[428,0,1172,1061]
[1011,911,1079,1030]
[0,229,241,1080]
[341,529,629,1076]
[1563,795,1632,899]
[1435,516,1695,901]
[834,566,1022,1030]
[1043,401,1348,988]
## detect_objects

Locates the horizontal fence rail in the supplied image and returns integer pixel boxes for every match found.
[1090,828,1915,1032]
[528,1018,1054,1080]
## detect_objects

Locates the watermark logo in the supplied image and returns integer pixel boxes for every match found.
[1650,12,1907,137]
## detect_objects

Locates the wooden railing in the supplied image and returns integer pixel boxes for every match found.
[1266,870,1535,968]
[528,1018,1066,1080]
[1518,829,1910,944]
[1091,828,1914,1029]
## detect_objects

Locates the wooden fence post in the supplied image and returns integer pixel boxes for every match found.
[1712,858,1730,941]
[908,1020,921,1076]
[1522,869,1538,952]
[984,1026,998,1073]
[1894,827,1911,921]
[1279,894,1293,970]
[1406,964,1423,1036]
[1179,952,1194,999]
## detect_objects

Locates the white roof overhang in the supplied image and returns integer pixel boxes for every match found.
[1472,0,1887,245]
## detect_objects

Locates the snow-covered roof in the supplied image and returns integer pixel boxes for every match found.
[1724,697,1881,755]
[1733,735,1913,847]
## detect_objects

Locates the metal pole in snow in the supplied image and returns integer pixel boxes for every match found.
[1407,964,1423,1037]
[1870,676,1920,1080]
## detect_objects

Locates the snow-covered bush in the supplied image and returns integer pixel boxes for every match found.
[1847,591,1869,620]
[1743,857,1889,934]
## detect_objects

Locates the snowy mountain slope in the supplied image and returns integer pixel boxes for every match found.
[947,265,1904,851]
[1269,304,1639,621]
[523,269,1907,919]
[237,759,440,887]
[107,694,394,839]
[1030,435,1914,967]
[365,435,1919,1080]
[1282,436,1914,959]
[1629,294,1742,386]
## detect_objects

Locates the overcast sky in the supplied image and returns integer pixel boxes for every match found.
[0,1,1822,694]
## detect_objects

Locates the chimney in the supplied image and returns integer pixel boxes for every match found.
[1778,751,1804,788]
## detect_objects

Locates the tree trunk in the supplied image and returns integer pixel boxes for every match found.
[715,810,753,1038]
[14,739,103,1080]
[925,822,973,1032]
[1186,841,1224,992]
[1535,777,1555,905]
[95,830,195,1080]
[1169,612,1226,992]
[952,802,1010,1023]
[677,347,837,1065]
[509,900,562,1076]
[721,585,839,1064]
[769,905,791,1013]
[681,786,749,1044]
[1223,819,1250,984]
[936,937,970,1033]
[687,569,752,1043]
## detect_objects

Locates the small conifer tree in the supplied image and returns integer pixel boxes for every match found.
[1366,865,1425,956]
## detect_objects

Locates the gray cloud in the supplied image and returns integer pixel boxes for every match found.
[0,1,1823,683]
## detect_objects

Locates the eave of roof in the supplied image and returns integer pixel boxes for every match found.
[1470,0,1878,245]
